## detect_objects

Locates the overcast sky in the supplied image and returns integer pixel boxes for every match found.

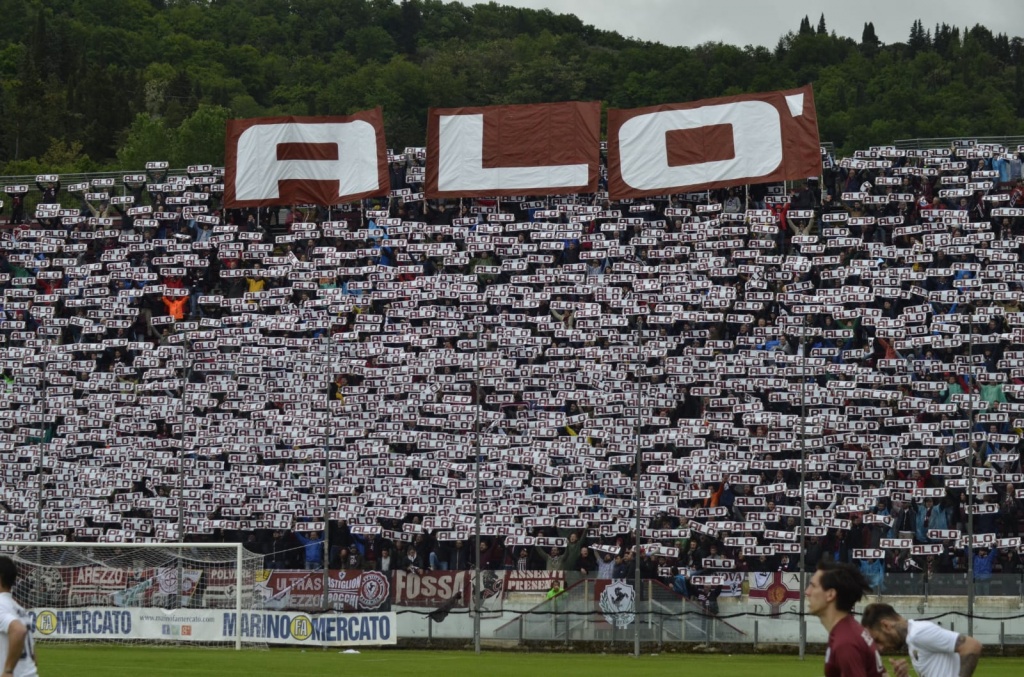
[453,0,1024,48]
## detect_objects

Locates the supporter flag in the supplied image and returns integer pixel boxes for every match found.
[749,572,801,618]
[607,85,821,199]
[224,109,389,208]
[424,101,601,198]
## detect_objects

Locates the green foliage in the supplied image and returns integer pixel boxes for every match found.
[116,113,172,170]
[0,2,1019,167]
[171,104,230,166]
[2,137,96,175]
[115,105,229,170]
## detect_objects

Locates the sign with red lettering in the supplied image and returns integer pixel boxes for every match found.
[607,85,821,198]
[224,110,389,207]
[425,101,601,198]
[51,566,224,607]
[254,569,390,612]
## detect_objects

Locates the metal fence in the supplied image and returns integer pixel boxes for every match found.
[488,577,745,644]
[0,169,196,187]
[395,572,1024,649]
[891,135,1024,151]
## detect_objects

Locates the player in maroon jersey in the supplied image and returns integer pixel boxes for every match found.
[807,561,886,677]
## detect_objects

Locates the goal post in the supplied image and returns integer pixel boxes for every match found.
[0,541,265,649]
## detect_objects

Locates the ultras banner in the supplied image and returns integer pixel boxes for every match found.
[606,85,821,198]
[223,109,390,208]
[255,569,390,612]
[424,101,601,198]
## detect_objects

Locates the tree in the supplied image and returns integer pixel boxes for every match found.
[0,0,1019,166]
[116,113,173,170]
[908,19,930,55]
[934,23,961,59]
[2,138,95,175]
[171,104,230,167]
[862,22,880,49]
[864,21,880,56]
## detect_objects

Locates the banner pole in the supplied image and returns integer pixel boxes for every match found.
[322,336,332,611]
[633,312,645,658]
[473,318,483,653]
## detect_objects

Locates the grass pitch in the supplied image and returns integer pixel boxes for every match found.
[40,647,1024,677]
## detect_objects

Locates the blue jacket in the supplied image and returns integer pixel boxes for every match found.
[859,558,885,590]
[294,532,325,564]
[971,547,998,580]
[915,504,950,542]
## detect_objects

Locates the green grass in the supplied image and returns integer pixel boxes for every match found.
[38,647,1024,677]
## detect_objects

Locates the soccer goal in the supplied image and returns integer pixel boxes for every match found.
[0,541,265,649]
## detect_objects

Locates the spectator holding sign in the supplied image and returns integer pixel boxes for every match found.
[293,530,324,570]
[6,189,25,226]
[999,484,1021,537]
[594,551,615,579]
[534,545,564,572]
[969,546,998,596]
[35,176,59,204]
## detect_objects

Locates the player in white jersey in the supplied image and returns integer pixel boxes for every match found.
[0,556,38,677]
[862,602,981,677]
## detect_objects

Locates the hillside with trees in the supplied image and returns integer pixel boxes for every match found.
[1,0,1021,173]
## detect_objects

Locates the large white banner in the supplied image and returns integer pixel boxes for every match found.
[30,607,397,646]
[224,110,390,207]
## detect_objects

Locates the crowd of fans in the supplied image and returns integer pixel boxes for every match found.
[2,142,1024,595]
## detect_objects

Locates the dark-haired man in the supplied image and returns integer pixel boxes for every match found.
[0,556,37,677]
[806,561,884,677]
[862,602,981,677]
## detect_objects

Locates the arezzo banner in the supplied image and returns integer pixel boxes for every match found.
[223,109,390,207]
[607,85,821,198]
[223,88,820,205]
[255,569,390,612]
[43,565,236,608]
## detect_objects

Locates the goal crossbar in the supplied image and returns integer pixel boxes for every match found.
[0,541,258,650]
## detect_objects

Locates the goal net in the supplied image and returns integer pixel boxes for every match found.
[0,542,265,649]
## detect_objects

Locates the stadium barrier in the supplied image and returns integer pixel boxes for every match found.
[389,572,1024,648]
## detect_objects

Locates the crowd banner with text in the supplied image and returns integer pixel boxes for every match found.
[223,109,390,207]
[30,607,397,646]
[255,569,390,612]
[390,570,471,607]
[423,101,601,198]
[248,570,564,612]
[222,89,819,205]
[503,570,564,593]
[53,566,235,608]
[607,85,821,198]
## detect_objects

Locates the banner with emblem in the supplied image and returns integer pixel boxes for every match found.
[255,569,390,612]
[594,579,636,629]
[748,572,801,617]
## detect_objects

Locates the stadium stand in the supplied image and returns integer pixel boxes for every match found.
[1,140,1024,600]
